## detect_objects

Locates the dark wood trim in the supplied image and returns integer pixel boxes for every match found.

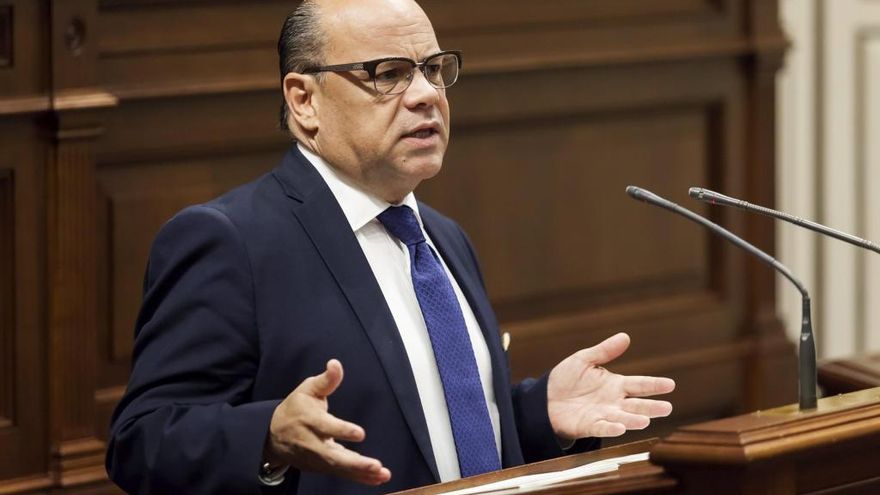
[50,90,117,112]
[0,170,12,429]
[0,96,52,116]
[0,474,54,494]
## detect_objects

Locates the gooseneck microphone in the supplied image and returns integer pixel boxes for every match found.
[626,186,817,410]
[689,187,880,255]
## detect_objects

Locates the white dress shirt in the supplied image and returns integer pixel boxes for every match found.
[299,144,501,481]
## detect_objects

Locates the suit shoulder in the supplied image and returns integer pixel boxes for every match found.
[202,170,283,221]
[418,201,462,234]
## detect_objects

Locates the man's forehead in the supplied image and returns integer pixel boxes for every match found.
[318,0,440,59]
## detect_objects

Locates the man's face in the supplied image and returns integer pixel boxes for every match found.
[307,0,451,202]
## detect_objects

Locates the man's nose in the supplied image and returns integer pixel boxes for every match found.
[402,68,441,108]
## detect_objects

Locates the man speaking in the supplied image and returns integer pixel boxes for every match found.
[106,0,676,493]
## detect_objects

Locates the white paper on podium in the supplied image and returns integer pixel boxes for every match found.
[438,452,650,495]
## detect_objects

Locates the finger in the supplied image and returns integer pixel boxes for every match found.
[622,398,673,418]
[622,376,676,397]
[306,359,345,398]
[355,467,392,486]
[322,445,390,484]
[591,420,626,437]
[312,413,366,442]
[578,333,630,366]
[604,409,650,430]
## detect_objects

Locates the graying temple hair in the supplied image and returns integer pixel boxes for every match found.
[277,1,325,132]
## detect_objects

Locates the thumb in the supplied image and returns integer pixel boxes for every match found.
[307,359,344,398]
[580,332,630,366]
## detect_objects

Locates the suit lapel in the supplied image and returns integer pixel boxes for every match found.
[421,211,524,467]
[274,149,441,482]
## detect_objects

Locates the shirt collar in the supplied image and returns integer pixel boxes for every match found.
[297,143,422,232]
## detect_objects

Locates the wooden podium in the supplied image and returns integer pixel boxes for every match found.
[394,387,880,494]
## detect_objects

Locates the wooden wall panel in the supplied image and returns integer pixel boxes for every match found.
[97,92,287,163]
[96,0,291,99]
[0,0,796,492]
[0,117,49,492]
[434,107,708,305]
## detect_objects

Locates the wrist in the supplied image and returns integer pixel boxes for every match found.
[260,413,288,485]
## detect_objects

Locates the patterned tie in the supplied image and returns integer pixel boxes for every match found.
[377,205,501,477]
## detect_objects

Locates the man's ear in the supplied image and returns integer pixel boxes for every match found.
[283,72,320,133]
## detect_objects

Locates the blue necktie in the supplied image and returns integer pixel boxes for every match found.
[377,205,501,477]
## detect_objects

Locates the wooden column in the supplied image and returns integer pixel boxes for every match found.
[45,0,117,488]
[741,0,799,410]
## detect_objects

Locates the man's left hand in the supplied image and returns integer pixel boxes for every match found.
[547,332,676,440]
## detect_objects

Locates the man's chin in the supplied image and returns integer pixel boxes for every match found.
[402,158,443,182]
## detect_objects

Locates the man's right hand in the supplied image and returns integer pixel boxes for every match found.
[264,359,392,485]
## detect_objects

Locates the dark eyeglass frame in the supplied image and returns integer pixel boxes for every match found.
[302,50,463,95]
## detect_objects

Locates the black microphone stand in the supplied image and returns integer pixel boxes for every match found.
[689,187,880,255]
[627,186,817,410]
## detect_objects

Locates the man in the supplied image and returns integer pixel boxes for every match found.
[106,0,676,493]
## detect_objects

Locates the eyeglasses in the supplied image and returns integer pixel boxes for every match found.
[302,50,462,96]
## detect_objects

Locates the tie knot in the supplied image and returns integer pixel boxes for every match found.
[377,205,425,246]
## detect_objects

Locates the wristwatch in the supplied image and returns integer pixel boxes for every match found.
[258,461,289,486]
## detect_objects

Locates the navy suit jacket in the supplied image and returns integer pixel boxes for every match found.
[106,147,598,494]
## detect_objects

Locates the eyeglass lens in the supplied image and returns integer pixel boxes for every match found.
[374,53,460,95]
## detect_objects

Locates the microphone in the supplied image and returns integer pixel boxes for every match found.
[689,187,880,255]
[626,186,817,410]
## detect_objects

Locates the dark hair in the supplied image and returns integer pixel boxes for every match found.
[277,1,325,131]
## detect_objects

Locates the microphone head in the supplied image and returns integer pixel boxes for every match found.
[625,185,645,200]
[688,187,705,200]
[626,185,663,204]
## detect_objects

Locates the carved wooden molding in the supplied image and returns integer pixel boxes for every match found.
[51,89,118,113]
[0,6,11,68]
[0,474,54,494]
[0,95,52,116]
[50,437,109,487]
[49,89,117,141]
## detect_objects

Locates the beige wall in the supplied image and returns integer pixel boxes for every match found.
[777,0,880,359]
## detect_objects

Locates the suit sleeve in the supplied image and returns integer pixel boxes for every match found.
[511,375,600,462]
[455,225,600,463]
[106,205,283,494]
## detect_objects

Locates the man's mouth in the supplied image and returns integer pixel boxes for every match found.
[404,128,438,139]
